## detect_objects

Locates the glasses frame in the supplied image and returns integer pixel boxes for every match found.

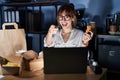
[58,15,71,21]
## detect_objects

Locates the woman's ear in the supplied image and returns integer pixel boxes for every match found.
[72,17,75,21]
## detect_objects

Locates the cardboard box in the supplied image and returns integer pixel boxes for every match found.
[1,62,21,75]
[2,66,20,75]
[30,58,43,72]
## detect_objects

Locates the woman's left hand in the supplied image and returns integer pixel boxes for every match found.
[83,31,93,44]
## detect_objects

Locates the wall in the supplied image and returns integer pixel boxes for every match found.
[70,0,120,33]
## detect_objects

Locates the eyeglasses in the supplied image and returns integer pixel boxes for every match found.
[58,15,71,21]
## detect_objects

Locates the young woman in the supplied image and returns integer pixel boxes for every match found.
[44,3,93,47]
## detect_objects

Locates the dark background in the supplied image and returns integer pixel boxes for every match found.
[0,0,120,52]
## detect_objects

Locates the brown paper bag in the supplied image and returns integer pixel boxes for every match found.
[0,23,27,64]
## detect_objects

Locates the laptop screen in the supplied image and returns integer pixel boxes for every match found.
[43,47,88,74]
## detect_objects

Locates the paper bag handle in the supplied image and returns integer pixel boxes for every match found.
[2,23,18,30]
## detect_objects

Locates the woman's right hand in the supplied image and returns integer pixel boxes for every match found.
[45,25,59,46]
[48,25,59,35]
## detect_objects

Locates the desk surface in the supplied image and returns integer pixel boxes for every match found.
[0,57,107,80]
[0,66,107,80]
[44,66,107,80]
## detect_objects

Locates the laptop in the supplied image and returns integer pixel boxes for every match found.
[43,47,88,74]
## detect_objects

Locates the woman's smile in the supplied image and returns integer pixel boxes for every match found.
[62,22,68,27]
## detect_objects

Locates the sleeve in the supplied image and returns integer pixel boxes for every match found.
[79,31,86,47]
[43,37,55,47]
[81,33,88,47]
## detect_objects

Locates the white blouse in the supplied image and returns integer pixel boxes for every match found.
[44,28,86,47]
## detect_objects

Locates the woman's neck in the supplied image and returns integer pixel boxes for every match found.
[61,28,72,43]
[62,28,73,34]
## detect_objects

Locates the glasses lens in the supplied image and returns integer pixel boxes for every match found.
[58,16,63,21]
[65,16,71,20]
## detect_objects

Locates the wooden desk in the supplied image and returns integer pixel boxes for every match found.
[0,57,107,80]
[44,66,107,80]
[0,66,107,80]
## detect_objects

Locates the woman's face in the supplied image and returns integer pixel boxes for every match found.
[58,11,74,30]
